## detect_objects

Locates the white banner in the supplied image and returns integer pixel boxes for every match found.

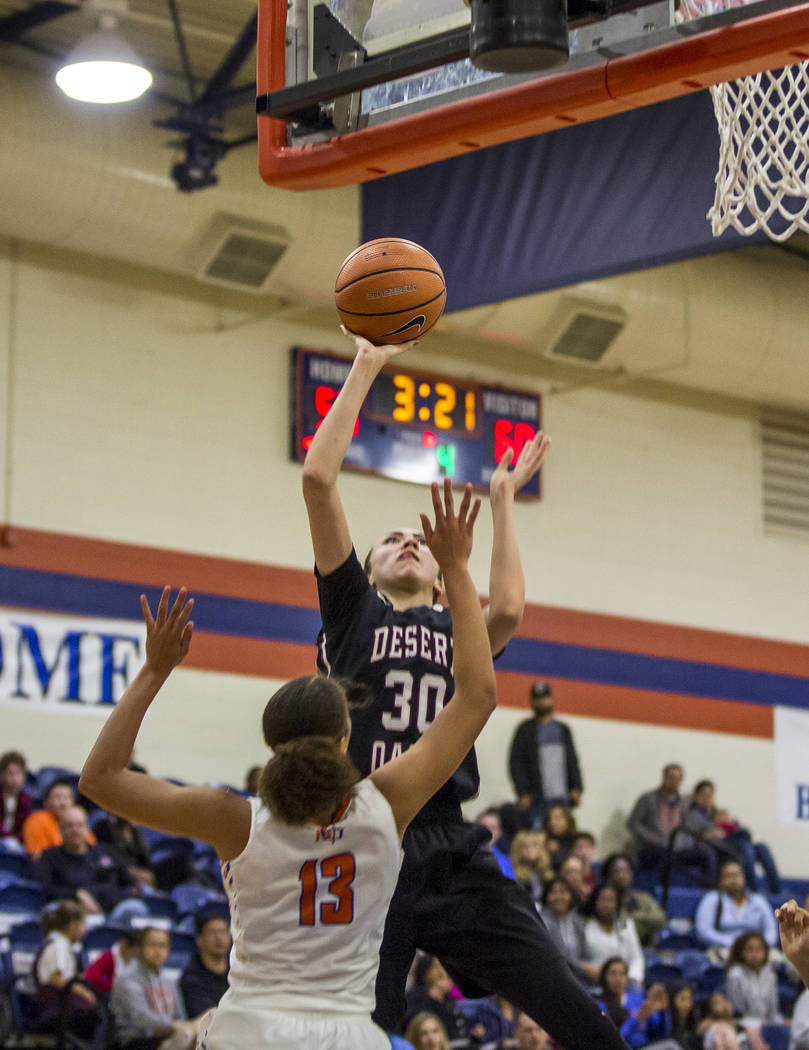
[775,705,809,824]
[0,608,146,714]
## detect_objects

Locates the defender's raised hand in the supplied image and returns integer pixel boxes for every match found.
[140,586,194,678]
[490,430,551,500]
[776,900,809,985]
[420,479,481,572]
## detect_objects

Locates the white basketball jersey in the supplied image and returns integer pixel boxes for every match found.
[221,779,402,1014]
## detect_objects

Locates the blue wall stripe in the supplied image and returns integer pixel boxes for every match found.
[1,565,807,709]
[0,565,321,647]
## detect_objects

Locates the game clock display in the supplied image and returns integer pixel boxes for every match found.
[290,348,542,499]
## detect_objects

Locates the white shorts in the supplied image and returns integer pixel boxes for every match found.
[198,1002,389,1050]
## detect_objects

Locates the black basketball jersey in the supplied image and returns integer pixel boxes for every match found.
[315,549,480,826]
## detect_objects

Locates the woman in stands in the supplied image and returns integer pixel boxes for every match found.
[36,899,101,1039]
[79,480,496,1050]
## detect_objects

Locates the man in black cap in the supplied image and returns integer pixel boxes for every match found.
[508,681,583,829]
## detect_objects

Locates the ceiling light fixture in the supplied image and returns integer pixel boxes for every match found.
[56,8,152,104]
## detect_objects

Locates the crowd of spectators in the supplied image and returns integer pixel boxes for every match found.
[0,677,802,1050]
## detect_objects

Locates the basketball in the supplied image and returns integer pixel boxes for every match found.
[334,238,446,344]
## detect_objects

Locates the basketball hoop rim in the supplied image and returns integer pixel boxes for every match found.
[257,0,809,190]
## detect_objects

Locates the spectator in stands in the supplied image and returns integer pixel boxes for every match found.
[179,912,231,1018]
[695,859,778,953]
[696,992,748,1050]
[35,899,101,1039]
[540,805,577,872]
[475,808,516,880]
[510,830,553,903]
[93,812,155,888]
[538,876,589,981]
[23,777,95,858]
[508,681,583,829]
[111,926,198,1050]
[243,766,261,796]
[404,1011,450,1050]
[570,831,597,894]
[596,957,670,1049]
[84,927,142,995]
[790,986,809,1050]
[686,780,781,894]
[725,930,780,1024]
[34,805,148,922]
[458,995,518,1049]
[601,852,666,946]
[663,981,702,1050]
[0,750,34,845]
[513,1011,552,1050]
[626,763,716,886]
[404,955,472,1048]
[559,853,588,904]
[580,883,645,984]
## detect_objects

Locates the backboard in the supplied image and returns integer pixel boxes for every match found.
[257,0,809,190]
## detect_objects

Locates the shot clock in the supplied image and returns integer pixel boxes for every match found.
[290,348,541,499]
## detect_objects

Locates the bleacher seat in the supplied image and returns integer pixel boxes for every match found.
[673,949,712,981]
[0,882,45,933]
[140,892,177,923]
[35,766,80,797]
[81,923,127,966]
[645,962,683,986]
[170,885,227,919]
[760,1023,791,1050]
[0,853,30,882]
[665,886,702,920]
[656,925,701,951]
[166,931,196,971]
[696,965,725,997]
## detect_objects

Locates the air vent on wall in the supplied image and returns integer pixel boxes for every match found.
[542,295,627,366]
[762,409,809,536]
[188,213,290,293]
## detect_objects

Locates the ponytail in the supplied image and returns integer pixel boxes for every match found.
[259,736,359,825]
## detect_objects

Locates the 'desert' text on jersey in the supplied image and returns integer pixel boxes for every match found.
[316,550,479,824]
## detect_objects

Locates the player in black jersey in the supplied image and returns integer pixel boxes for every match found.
[303,329,629,1050]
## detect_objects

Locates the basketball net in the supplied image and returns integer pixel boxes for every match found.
[678,0,809,241]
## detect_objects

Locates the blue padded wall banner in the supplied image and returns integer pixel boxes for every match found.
[361,91,758,312]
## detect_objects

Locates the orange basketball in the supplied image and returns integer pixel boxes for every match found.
[335,238,446,344]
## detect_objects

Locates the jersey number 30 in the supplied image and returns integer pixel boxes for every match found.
[299,852,356,926]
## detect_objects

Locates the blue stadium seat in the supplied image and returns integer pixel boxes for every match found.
[0,882,45,931]
[35,766,79,797]
[0,853,30,882]
[656,925,701,950]
[170,885,226,919]
[645,962,683,987]
[697,965,725,996]
[141,893,177,922]
[665,886,703,920]
[166,931,196,971]
[673,949,712,981]
[760,1023,790,1050]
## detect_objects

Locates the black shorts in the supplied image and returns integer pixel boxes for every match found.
[373,822,628,1050]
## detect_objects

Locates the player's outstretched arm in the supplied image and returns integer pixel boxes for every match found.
[79,587,250,860]
[485,430,551,655]
[302,328,417,576]
[370,480,497,838]
[777,900,809,987]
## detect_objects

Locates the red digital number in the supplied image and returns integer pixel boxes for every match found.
[314,385,358,436]
[494,419,536,464]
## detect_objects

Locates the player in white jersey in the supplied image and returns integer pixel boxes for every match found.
[79,479,496,1050]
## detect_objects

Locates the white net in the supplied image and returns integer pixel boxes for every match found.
[708,63,809,240]
[677,0,809,241]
